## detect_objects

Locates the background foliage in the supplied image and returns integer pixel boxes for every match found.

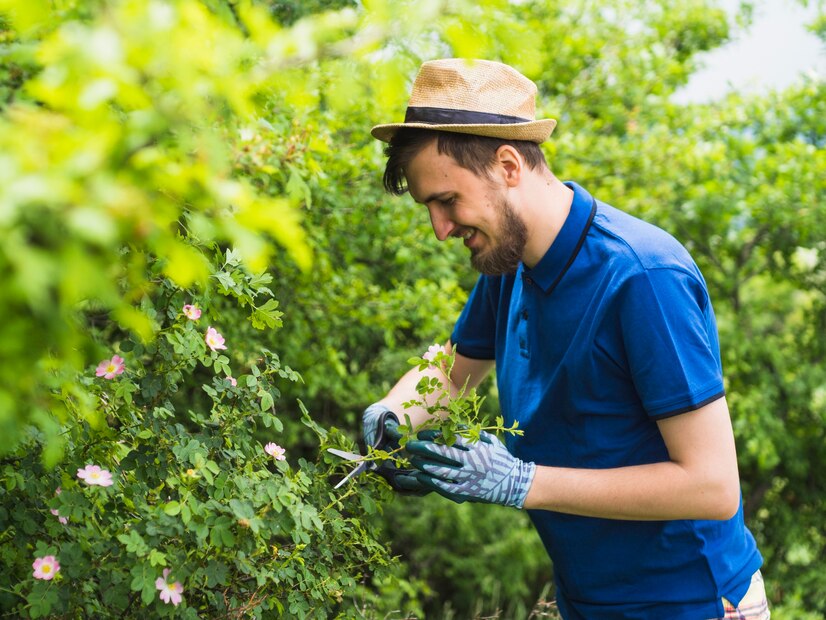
[0,0,823,617]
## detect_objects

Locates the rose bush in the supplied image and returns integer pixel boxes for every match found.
[0,250,401,618]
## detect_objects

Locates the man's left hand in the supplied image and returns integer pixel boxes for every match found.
[406,430,536,509]
[361,403,432,496]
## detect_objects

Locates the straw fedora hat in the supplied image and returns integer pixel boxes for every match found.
[371,58,556,144]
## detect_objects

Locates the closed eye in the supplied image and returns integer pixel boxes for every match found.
[421,191,457,208]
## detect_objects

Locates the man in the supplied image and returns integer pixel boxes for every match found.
[364,59,768,619]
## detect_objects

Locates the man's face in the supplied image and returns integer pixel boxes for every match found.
[405,141,528,275]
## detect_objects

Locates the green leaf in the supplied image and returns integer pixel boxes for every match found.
[250,298,284,330]
[359,493,376,515]
[130,563,152,592]
[260,390,275,412]
[27,583,57,619]
[141,580,156,605]
[148,548,167,567]
[118,530,149,556]
[209,516,236,548]
[286,164,312,208]
[163,501,181,516]
[229,498,254,520]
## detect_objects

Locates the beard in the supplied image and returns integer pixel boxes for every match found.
[470,195,528,276]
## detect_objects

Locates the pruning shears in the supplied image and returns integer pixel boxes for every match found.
[326,448,375,489]
[327,410,401,489]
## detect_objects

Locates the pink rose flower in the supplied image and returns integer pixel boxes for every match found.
[155,568,184,606]
[264,442,286,461]
[32,555,60,580]
[51,487,68,523]
[95,355,125,379]
[77,464,114,487]
[205,326,227,351]
[182,304,201,320]
[50,509,68,524]
[227,375,237,387]
[422,343,446,362]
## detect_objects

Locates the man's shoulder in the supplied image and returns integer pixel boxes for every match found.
[590,201,694,273]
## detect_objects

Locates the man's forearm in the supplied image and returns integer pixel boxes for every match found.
[523,460,741,521]
[376,342,495,430]
[377,364,451,429]
[523,400,742,520]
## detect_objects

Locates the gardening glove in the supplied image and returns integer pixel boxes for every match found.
[361,403,432,496]
[406,430,536,509]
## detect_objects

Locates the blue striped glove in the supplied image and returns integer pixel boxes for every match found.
[362,403,394,449]
[406,430,536,509]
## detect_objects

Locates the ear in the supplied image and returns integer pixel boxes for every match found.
[495,145,523,188]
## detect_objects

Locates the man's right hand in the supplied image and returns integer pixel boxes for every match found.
[362,403,432,495]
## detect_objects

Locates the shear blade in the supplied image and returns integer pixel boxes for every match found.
[334,462,367,489]
[327,448,364,461]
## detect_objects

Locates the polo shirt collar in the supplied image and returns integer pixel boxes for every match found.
[519,181,596,294]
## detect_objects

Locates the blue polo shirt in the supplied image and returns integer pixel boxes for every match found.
[451,182,762,619]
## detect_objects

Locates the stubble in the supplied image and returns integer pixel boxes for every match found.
[470,195,528,276]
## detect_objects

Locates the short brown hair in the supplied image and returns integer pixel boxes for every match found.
[382,128,548,195]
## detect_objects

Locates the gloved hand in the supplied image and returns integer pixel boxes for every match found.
[406,430,536,509]
[362,403,431,496]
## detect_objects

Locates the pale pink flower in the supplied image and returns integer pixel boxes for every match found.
[155,568,184,606]
[423,343,446,362]
[77,464,114,487]
[182,304,201,320]
[264,442,286,461]
[205,326,227,351]
[32,555,60,580]
[95,355,125,379]
[50,509,68,524]
[51,487,68,523]
[227,375,237,387]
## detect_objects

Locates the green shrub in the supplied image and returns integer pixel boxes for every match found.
[0,251,399,618]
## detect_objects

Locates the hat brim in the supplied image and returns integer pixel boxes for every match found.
[370,119,557,144]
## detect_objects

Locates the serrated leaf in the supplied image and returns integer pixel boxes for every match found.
[148,549,167,567]
[250,298,283,330]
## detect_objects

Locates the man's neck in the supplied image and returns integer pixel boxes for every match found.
[520,173,574,269]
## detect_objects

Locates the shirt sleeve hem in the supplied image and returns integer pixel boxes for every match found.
[451,337,495,361]
[650,389,726,420]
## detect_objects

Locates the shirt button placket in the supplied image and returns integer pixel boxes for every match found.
[518,281,530,358]
[519,308,530,357]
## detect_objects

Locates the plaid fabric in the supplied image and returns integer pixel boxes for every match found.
[720,571,770,619]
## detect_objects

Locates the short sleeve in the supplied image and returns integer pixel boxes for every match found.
[450,275,500,360]
[616,268,725,418]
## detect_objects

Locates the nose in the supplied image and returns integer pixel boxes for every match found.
[428,205,455,241]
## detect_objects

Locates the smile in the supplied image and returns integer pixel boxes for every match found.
[455,228,476,247]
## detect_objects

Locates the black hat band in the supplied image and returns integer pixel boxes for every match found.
[404,106,531,126]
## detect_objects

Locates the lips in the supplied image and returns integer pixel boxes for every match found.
[454,228,476,247]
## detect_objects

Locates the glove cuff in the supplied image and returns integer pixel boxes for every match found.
[362,403,397,448]
[509,459,537,510]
